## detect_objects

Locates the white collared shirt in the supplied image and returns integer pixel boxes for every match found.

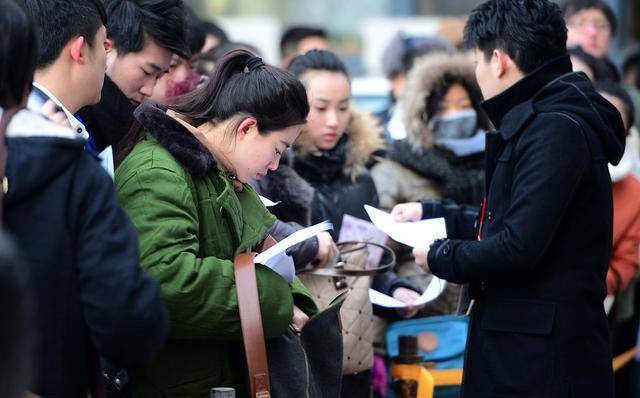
[27,82,115,179]
[27,82,89,140]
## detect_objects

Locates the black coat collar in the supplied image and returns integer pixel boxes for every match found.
[133,102,217,177]
[481,55,573,140]
[78,75,135,151]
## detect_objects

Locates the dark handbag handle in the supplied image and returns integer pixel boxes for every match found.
[0,107,19,228]
[298,240,396,277]
[233,235,278,398]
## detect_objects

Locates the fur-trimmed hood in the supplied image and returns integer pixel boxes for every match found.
[293,107,385,180]
[132,102,217,177]
[402,51,479,151]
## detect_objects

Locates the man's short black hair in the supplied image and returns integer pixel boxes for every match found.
[23,0,107,69]
[562,0,617,36]
[103,0,189,59]
[185,6,205,57]
[0,0,38,108]
[280,26,327,59]
[464,0,568,74]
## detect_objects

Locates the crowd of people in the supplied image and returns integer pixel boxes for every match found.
[1,0,639,397]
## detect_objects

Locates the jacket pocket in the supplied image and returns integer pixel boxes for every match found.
[479,299,556,396]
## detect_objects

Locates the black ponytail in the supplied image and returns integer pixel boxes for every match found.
[170,49,309,132]
[116,49,309,168]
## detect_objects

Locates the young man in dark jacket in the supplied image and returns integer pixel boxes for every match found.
[77,0,189,158]
[393,0,626,397]
[3,1,170,397]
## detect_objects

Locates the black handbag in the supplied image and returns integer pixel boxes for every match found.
[234,236,346,398]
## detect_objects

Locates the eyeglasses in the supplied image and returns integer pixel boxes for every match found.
[568,18,611,33]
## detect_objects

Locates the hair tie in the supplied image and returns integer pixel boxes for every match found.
[246,56,265,71]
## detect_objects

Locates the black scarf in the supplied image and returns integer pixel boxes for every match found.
[293,135,349,184]
[388,139,485,206]
[77,76,135,154]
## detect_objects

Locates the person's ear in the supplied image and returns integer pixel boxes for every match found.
[69,36,87,64]
[105,38,113,53]
[491,49,507,79]
[105,39,118,70]
[236,117,258,140]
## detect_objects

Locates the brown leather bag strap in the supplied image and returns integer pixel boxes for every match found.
[0,107,19,228]
[234,251,271,398]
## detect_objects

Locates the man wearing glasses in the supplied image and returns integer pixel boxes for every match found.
[563,0,619,81]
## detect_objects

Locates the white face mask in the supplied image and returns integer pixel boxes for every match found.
[428,110,478,140]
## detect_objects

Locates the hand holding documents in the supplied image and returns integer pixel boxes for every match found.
[369,277,447,308]
[254,220,333,282]
[364,205,447,248]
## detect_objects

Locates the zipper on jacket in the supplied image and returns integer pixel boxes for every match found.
[303,341,311,398]
[289,324,311,398]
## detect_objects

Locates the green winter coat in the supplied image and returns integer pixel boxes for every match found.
[115,103,317,397]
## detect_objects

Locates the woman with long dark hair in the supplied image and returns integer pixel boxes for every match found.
[115,50,319,397]
[288,49,422,398]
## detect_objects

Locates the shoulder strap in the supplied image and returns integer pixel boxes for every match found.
[0,107,19,228]
[234,236,278,397]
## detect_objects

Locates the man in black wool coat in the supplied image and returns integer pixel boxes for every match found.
[392,0,627,397]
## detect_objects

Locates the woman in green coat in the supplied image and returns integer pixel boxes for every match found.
[115,50,318,397]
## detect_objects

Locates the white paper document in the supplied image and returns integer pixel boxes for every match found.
[254,221,333,270]
[259,195,280,207]
[261,251,296,283]
[369,277,447,308]
[364,205,447,248]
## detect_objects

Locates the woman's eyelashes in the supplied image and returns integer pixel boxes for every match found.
[313,106,349,112]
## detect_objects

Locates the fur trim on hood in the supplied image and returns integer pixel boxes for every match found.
[294,107,385,180]
[133,102,217,177]
[402,51,478,151]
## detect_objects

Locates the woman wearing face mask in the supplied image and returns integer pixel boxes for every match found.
[115,50,319,398]
[288,49,423,398]
[371,51,490,312]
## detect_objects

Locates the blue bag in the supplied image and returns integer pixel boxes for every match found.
[386,315,468,397]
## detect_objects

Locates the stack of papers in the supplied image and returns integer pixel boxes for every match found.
[363,205,449,307]
[255,220,333,283]
[364,205,447,248]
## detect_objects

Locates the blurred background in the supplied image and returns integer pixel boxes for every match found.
[188,0,638,113]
